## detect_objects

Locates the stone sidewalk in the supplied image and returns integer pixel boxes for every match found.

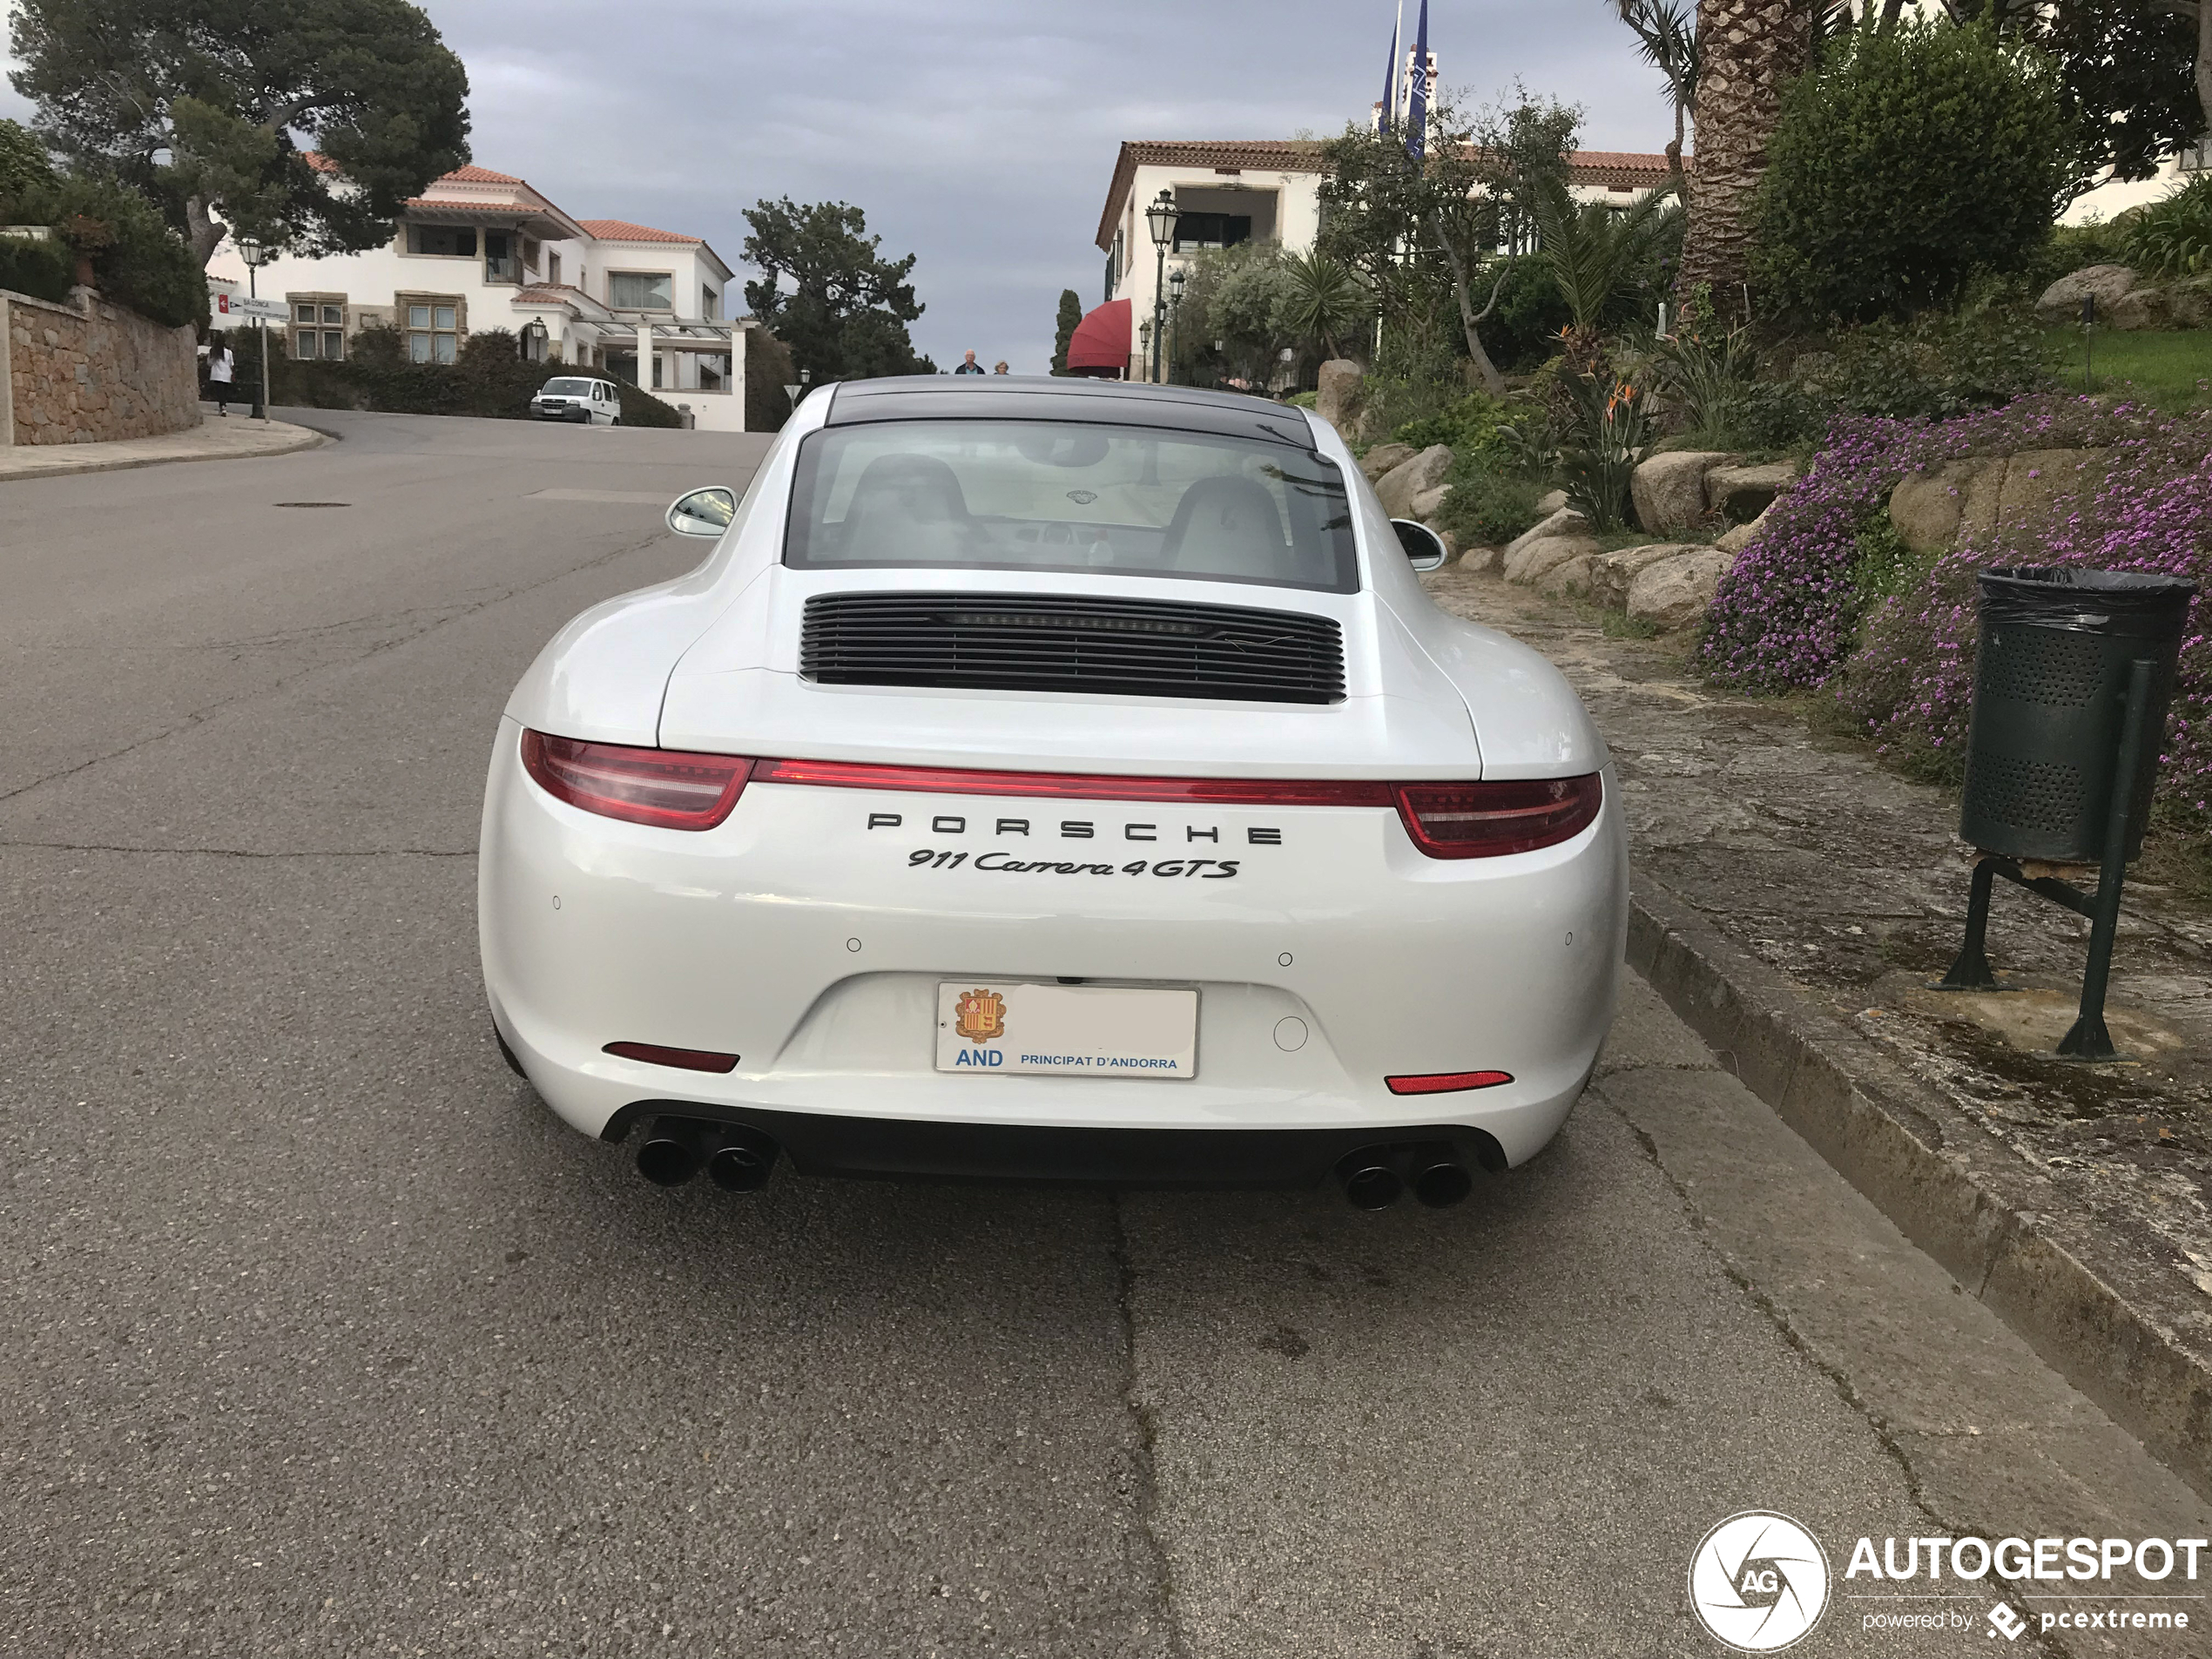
[0,411,323,482]
[1426,564,2212,1494]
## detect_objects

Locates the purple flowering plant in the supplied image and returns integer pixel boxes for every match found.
[1698,394,2210,829]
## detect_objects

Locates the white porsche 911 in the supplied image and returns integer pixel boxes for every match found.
[479,376,1624,1209]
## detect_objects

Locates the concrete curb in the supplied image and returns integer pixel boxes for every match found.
[0,419,325,482]
[1627,876,2212,1501]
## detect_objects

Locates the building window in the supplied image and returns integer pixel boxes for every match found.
[1172,212,1250,253]
[406,223,478,257]
[2183,136,2211,173]
[547,251,563,285]
[485,230,516,281]
[701,286,719,320]
[700,354,727,391]
[406,300,460,362]
[609,271,672,310]
[290,300,346,360]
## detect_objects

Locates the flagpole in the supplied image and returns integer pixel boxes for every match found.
[1393,0,1406,129]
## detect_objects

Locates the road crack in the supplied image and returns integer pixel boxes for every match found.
[1605,1096,2078,1658]
[1109,1193,1190,1659]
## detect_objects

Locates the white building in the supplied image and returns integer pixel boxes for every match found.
[1094,139,1681,381]
[205,161,755,429]
[2065,137,2211,226]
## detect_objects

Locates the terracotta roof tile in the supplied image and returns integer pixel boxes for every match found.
[579,219,702,245]
[440,165,526,185]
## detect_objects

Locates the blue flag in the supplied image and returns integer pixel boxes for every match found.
[1406,0,1429,160]
[1379,16,1399,137]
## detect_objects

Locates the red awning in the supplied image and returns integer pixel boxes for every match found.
[1064,299,1130,377]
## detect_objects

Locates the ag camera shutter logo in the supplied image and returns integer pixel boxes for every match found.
[1689,1512,1832,1651]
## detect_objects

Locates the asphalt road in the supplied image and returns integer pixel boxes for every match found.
[2,410,2203,1658]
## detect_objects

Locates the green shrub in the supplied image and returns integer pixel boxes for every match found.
[266,322,683,426]
[744,327,793,433]
[12,172,206,328]
[0,233,73,305]
[1479,255,1574,372]
[1392,390,1516,465]
[1433,459,1545,548]
[1750,19,2073,322]
[1652,323,1760,434]
[1819,305,2051,418]
[2125,174,2212,278]
[2023,219,2132,293]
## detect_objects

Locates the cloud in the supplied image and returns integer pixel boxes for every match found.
[5,0,1666,370]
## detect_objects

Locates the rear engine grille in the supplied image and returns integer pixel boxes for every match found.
[799,592,1346,705]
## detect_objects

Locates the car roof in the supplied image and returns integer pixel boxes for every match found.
[821,375,1319,448]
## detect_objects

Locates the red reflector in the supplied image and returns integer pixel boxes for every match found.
[521,731,752,830]
[1386,1070,1514,1095]
[1393,774,1602,859]
[753,756,1394,807]
[604,1041,740,1074]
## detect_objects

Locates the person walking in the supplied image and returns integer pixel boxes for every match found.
[205,333,236,415]
[953,350,985,375]
[992,361,1009,375]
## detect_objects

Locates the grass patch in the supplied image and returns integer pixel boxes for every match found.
[1602,609,1664,639]
[2044,327,2212,413]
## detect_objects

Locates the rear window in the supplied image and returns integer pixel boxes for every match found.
[784,419,1359,592]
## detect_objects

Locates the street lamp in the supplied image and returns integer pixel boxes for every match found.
[234,233,271,421]
[1166,266,1186,386]
[523,317,549,362]
[1143,189,1178,384]
[785,366,813,409]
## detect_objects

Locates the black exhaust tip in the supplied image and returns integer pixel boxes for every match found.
[706,1125,780,1192]
[1409,1147,1474,1209]
[636,1116,707,1186]
[1336,1147,1403,1210]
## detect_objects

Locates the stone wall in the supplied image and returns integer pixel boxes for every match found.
[4,287,200,447]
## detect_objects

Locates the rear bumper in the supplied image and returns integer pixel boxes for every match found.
[599,1101,1516,1188]
[478,719,1628,1167]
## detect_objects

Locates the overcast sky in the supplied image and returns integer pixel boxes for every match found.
[2,1,1664,370]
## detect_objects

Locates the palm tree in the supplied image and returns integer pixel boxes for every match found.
[1612,0,1699,202]
[1278,250,1371,362]
[1676,0,1815,317]
[1531,176,1683,337]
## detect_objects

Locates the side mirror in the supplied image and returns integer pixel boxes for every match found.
[1392,518,1450,572]
[667,486,737,538]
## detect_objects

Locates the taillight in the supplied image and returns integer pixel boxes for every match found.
[1386,1069,1514,1095]
[519,731,752,830]
[1393,774,1602,859]
[604,1041,740,1073]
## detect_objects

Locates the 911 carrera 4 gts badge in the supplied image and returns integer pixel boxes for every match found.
[953,988,1007,1042]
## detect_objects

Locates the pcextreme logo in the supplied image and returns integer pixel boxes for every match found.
[1689,1512,1832,1652]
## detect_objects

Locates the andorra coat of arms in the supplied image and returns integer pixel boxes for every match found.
[953,988,1007,1042]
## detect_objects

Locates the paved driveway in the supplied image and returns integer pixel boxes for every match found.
[0,411,2200,1656]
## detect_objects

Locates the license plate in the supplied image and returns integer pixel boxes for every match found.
[935,981,1197,1078]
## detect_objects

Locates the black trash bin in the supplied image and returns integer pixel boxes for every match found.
[1959,566,2196,863]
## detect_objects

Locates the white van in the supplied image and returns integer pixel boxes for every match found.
[530,377,622,425]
